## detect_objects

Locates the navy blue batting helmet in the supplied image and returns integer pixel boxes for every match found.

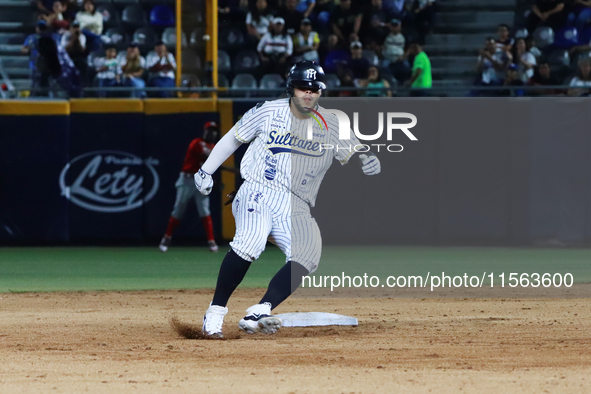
[286,60,326,96]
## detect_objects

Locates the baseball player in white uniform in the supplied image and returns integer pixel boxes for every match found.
[194,60,381,338]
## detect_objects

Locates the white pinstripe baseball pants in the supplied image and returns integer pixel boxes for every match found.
[229,181,322,273]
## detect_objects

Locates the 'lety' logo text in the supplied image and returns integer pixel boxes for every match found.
[59,150,160,213]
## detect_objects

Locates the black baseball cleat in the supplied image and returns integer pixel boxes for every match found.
[238,303,282,334]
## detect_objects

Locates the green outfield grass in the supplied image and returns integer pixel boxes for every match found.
[0,246,590,292]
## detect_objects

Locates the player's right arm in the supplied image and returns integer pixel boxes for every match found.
[194,103,266,195]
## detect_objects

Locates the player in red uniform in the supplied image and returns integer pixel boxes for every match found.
[159,121,220,252]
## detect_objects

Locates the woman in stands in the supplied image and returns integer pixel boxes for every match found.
[120,43,146,98]
[359,65,393,97]
[41,1,70,32]
[246,0,274,44]
[75,0,103,51]
[568,58,591,96]
[510,38,537,83]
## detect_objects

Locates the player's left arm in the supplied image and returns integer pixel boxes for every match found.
[331,123,381,176]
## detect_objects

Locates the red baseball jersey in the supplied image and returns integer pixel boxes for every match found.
[181,138,215,173]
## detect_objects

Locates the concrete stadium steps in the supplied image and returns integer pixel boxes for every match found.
[9,78,30,89]
[0,32,25,45]
[436,11,515,31]
[427,1,516,87]
[0,1,31,89]
[2,54,29,79]
[0,43,21,55]
[438,0,517,11]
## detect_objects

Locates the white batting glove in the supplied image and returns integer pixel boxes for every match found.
[194,168,214,195]
[359,153,381,176]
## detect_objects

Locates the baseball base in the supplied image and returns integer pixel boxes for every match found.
[274,312,358,327]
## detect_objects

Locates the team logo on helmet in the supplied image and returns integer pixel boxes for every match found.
[306,69,317,79]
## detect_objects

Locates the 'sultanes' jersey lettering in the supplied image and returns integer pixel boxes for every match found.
[267,130,324,157]
[231,98,361,207]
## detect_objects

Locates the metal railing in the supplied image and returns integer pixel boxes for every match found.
[0,59,15,99]
[1,84,586,99]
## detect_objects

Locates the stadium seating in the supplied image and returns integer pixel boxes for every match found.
[189,27,206,48]
[554,27,578,49]
[150,5,175,28]
[231,73,257,97]
[162,27,187,49]
[122,5,147,30]
[217,50,231,74]
[219,27,244,50]
[233,50,259,73]
[259,73,284,96]
[96,4,119,29]
[217,73,230,97]
[324,73,341,89]
[133,27,157,51]
[113,0,139,9]
[575,8,591,32]
[104,27,130,49]
[323,50,350,73]
[533,26,555,48]
[362,49,379,67]
[548,49,570,67]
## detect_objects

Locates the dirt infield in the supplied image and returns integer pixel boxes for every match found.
[1,289,590,393]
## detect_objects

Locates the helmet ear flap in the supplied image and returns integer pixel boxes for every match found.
[286,84,294,97]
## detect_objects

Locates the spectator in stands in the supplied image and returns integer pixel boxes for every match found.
[75,0,103,52]
[382,18,411,83]
[527,0,566,33]
[257,17,293,74]
[385,0,413,23]
[61,21,88,78]
[495,23,514,52]
[568,35,591,56]
[406,41,431,95]
[320,34,349,72]
[42,1,70,32]
[22,21,50,96]
[95,45,120,97]
[411,0,435,44]
[359,65,393,96]
[361,0,390,51]
[336,68,357,97]
[36,0,57,15]
[510,37,536,83]
[525,36,542,59]
[293,18,320,62]
[147,41,177,98]
[120,43,146,98]
[500,64,525,96]
[278,0,304,35]
[528,60,562,95]
[218,0,249,25]
[343,40,370,79]
[568,58,591,96]
[474,37,509,88]
[331,0,363,45]
[36,33,82,97]
[296,0,316,18]
[246,0,274,43]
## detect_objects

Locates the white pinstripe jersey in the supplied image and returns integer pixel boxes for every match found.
[232,98,361,207]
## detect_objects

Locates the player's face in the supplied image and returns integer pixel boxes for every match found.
[293,87,321,107]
